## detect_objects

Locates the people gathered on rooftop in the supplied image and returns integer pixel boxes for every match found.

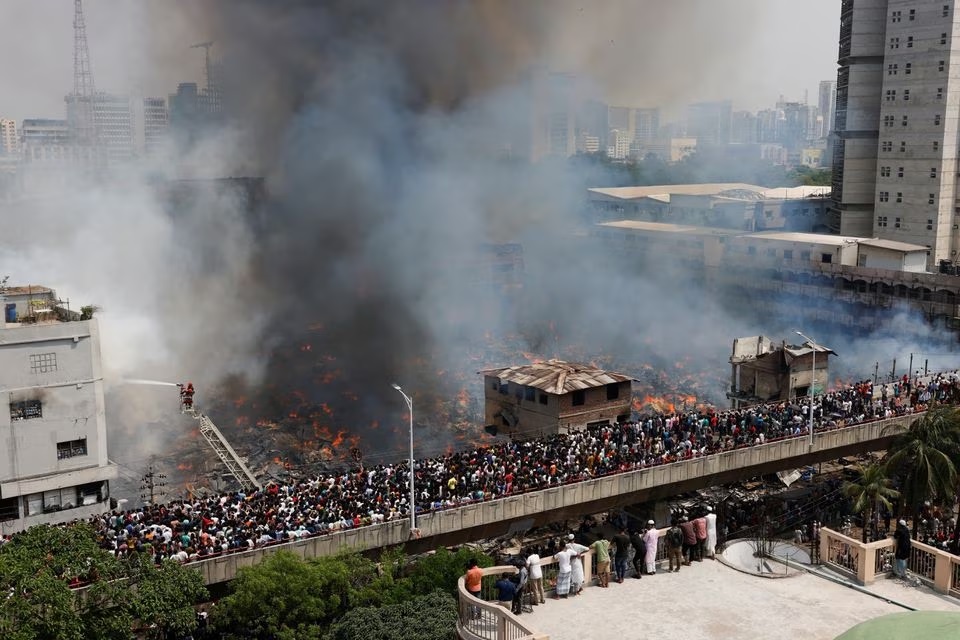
[85,372,960,563]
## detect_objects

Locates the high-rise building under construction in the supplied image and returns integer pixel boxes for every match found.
[832,0,960,269]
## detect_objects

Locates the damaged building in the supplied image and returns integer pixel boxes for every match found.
[481,359,632,439]
[0,285,117,533]
[727,336,835,409]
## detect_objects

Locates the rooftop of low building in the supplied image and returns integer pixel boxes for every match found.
[480,359,633,395]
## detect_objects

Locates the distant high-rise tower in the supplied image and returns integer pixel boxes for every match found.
[818,80,837,138]
[0,119,18,156]
[831,0,960,267]
[686,100,732,146]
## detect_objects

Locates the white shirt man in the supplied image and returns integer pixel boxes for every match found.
[526,551,545,605]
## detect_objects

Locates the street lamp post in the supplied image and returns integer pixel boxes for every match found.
[392,383,416,535]
[795,331,818,449]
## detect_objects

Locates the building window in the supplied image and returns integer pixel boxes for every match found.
[878,216,888,228]
[801,250,811,261]
[931,168,938,178]
[821,253,833,264]
[934,141,940,151]
[882,141,893,152]
[905,63,912,74]
[940,60,947,72]
[898,167,904,178]
[57,438,87,460]
[9,400,42,420]
[490,379,498,391]
[538,393,548,405]
[499,382,508,395]
[879,191,890,202]
[945,4,951,17]
[858,254,868,267]
[888,63,897,75]
[29,352,57,374]
[909,8,916,20]
[606,384,620,401]
[896,192,903,203]
[895,217,902,228]
[783,249,793,260]
[890,37,900,49]
[900,141,907,152]
[942,33,948,45]
[880,166,890,177]
[928,219,935,231]
[907,36,914,48]
[524,386,535,402]
[571,390,585,406]
[929,193,936,204]
[935,115,942,125]
[937,88,944,100]
[883,115,894,128]
[904,89,910,101]
[886,89,897,101]
[902,115,909,126]
[891,10,901,22]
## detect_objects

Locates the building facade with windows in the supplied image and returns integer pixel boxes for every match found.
[481,360,633,440]
[0,292,116,533]
[832,0,960,267]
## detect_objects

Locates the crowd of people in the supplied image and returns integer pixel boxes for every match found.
[79,372,959,563]
[485,505,720,612]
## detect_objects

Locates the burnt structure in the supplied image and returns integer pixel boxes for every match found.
[727,336,835,409]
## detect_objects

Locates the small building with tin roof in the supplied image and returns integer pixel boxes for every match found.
[480,359,633,439]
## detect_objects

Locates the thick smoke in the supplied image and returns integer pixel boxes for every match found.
[1,1,952,485]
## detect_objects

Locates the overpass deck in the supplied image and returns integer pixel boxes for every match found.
[186,411,920,585]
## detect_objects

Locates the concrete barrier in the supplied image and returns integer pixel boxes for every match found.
[186,414,917,585]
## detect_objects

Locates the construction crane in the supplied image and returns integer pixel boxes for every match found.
[177,383,261,493]
[190,41,221,113]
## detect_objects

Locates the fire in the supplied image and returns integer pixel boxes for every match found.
[520,351,541,363]
[300,343,312,352]
[320,370,341,384]
[177,463,192,471]
[233,395,247,409]
[320,403,333,416]
[457,388,470,409]
[332,430,346,448]
[235,415,250,427]
[273,456,283,464]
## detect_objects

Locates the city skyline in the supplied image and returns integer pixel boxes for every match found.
[0,0,840,125]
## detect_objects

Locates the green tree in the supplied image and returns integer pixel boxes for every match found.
[409,547,493,598]
[325,591,458,640]
[0,523,133,640]
[886,406,960,535]
[130,558,208,639]
[212,549,414,639]
[843,462,900,542]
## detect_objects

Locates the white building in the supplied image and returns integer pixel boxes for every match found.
[819,80,837,138]
[0,119,18,156]
[0,287,117,533]
[832,0,960,268]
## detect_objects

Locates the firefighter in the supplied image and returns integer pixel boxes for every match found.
[180,382,195,409]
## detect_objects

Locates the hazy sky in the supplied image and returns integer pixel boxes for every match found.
[0,0,841,123]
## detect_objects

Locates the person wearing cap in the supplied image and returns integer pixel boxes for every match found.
[705,506,718,559]
[893,519,911,578]
[566,534,589,595]
[643,520,659,574]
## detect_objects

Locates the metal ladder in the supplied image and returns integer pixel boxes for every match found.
[184,407,262,492]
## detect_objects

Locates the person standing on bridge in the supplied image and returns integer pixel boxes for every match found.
[643,520,659,574]
[612,526,631,583]
[591,535,611,587]
[525,549,545,605]
[566,535,589,595]
[554,544,574,598]
[693,512,708,562]
[705,507,718,559]
[630,528,646,578]
[894,519,911,578]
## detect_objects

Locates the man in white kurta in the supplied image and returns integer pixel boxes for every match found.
[642,520,659,574]
[566,536,590,595]
[705,506,718,559]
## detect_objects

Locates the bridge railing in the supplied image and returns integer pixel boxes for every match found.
[818,527,960,596]
[457,566,548,640]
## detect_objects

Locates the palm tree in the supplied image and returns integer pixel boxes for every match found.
[843,463,899,542]
[885,406,960,537]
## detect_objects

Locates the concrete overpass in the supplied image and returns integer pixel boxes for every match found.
[187,412,917,585]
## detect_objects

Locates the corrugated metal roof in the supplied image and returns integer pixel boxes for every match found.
[859,238,928,253]
[479,359,633,395]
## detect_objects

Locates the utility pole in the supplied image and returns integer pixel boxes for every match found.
[140,465,167,505]
[874,362,879,386]
[908,353,914,387]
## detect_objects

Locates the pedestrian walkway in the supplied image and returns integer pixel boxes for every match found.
[518,558,959,640]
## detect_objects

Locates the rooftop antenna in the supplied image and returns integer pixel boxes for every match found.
[190,41,221,113]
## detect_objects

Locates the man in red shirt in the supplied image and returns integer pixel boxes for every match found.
[693,513,708,562]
